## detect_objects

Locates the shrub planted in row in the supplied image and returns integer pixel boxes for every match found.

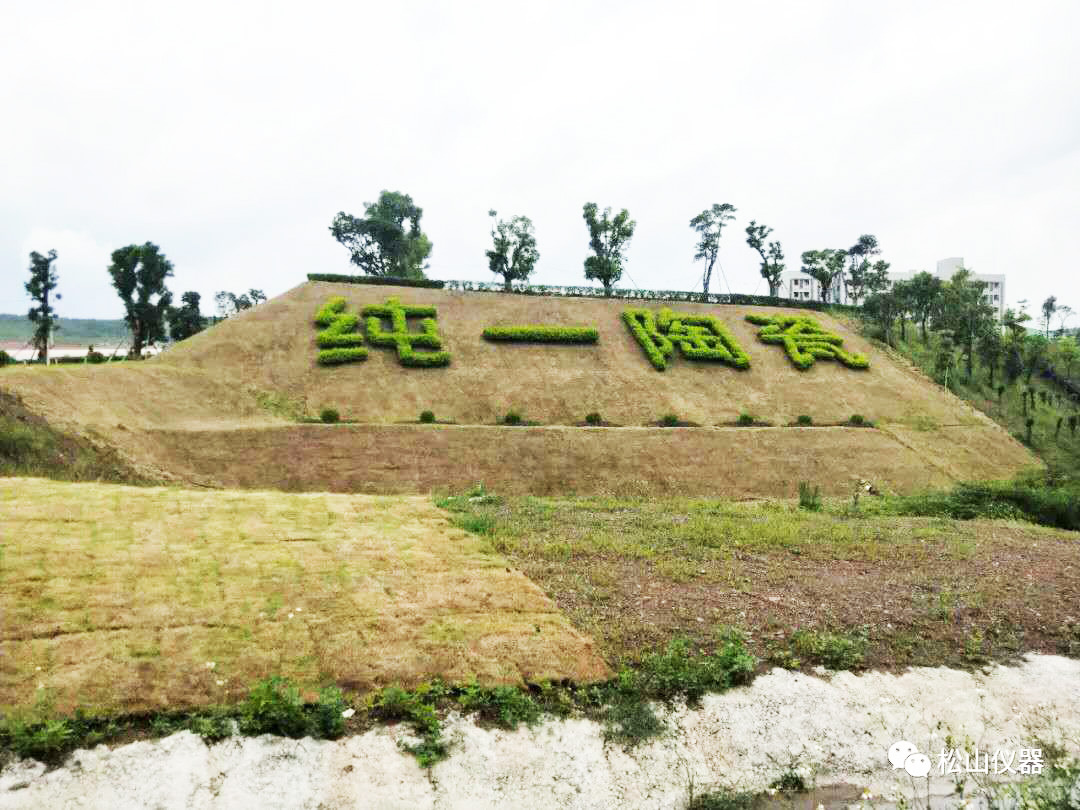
[308,273,445,289]
[481,325,599,343]
[745,313,869,370]
[362,297,450,368]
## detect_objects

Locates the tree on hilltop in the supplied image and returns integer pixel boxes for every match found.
[690,203,736,295]
[486,210,539,291]
[25,249,60,363]
[582,202,635,295]
[745,220,784,297]
[800,249,847,303]
[107,242,174,357]
[167,291,206,342]
[330,190,432,278]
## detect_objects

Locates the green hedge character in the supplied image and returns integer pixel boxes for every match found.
[745,314,869,370]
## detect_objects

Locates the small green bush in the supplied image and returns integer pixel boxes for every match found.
[737,412,754,426]
[798,481,821,511]
[687,788,757,810]
[319,407,340,424]
[790,629,867,670]
[796,414,813,426]
[482,325,599,343]
[419,410,435,424]
[585,411,602,426]
[849,414,865,426]
[503,410,522,426]
[769,770,808,793]
[238,676,309,738]
[661,413,679,427]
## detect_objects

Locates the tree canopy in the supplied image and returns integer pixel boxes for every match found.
[486,210,539,290]
[582,202,635,295]
[745,221,785,297]
[329,190,432,278]
[689,203,736,295]
[25,250,60,362]
[800,249,847,303]
[167,291,206,342]
[106,242,174,357]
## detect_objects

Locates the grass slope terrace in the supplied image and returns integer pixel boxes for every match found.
[0,280,1038,496]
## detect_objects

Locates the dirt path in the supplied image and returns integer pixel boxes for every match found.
[3,655,1078,809]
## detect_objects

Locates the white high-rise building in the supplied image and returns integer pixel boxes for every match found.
[779,256,1006,319]
[885,258,1006,320]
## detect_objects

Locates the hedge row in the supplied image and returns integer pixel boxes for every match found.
[308,274,445,289]
[623,309,674,370]
[306,274,858,313]
[362,297,450,367]
[317,347,368,365]
[441,279,857,312]
[745,314,869,370]
[481,325,599,343]
[623,308,751,371]
[657,309,750,369]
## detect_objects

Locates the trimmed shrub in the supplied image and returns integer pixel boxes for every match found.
[849,414,865,426]
[482,325,599,343]
[796,414,813,426]
[86,350,107,364]
[308,273,445,289]
[503,410,522,426]
[585,411,602,426]
[737,412,754,426]
[623,309,673,370]
[319,407,340,424]
[362,298,450,367]
[745,313,869,370]
[623,307,750,371]
[419,410,435,424]
[313,297,368,365]
[317,347,368,366]
[660,413,679,427]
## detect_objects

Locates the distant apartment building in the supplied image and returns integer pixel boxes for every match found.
[780,256,1006,319]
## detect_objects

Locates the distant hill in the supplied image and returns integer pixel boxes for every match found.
[0,313,129,344]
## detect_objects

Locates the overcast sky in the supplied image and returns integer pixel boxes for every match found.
[3,1,1078,323]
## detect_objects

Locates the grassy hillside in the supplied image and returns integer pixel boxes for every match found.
[0,282,1038,496]
[0,313,129,344]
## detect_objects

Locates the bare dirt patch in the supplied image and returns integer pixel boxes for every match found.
[0,479,608,715]
[438,495,1080,671]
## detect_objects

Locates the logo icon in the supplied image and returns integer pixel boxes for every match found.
[889,740,931,778]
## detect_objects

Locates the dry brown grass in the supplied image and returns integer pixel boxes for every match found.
[0,282,1038,495]
[142,422,1033,497]
[0,478,607,715]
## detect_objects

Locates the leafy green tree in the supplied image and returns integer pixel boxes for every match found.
[977,327,1005,386]
[1041,295,1057,338]
[844,235,881,305]
[800,249,847,303]
[745,221,785,296]
[1056,335,1078,378]
[892,279,913,341]
[329,190,432,278]
[863,288,899,345]
[582,202,635,295]
[1021,333,1049,384]
[486,210,539,290]
[167,291,206,342]
[940,268,995,379]
[907,271,943,341]
[690,203,736,295]
[25,250,60,363]
[107,242,174,357]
